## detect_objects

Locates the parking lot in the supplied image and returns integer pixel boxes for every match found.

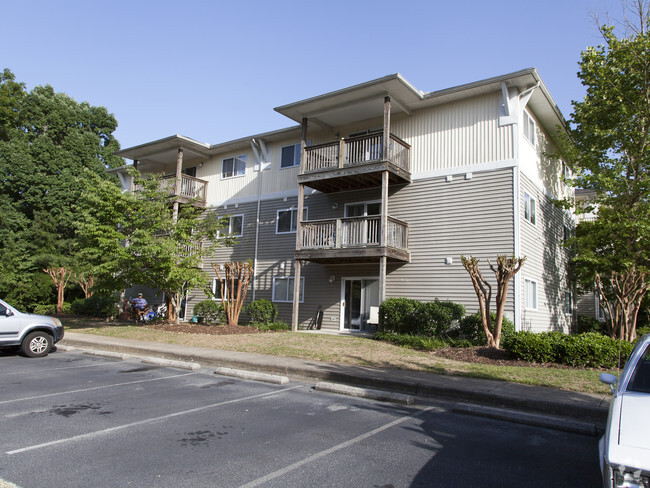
[0,349,601,488]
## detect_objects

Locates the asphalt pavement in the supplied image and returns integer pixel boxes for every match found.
[59,331,611,436]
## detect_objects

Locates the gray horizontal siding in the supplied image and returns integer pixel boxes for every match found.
[387,168,515,317]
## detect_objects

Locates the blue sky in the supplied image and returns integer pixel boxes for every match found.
[2,0,626,150]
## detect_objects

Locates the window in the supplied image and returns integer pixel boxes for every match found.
[563,291,573,315]
[272,276,304,303]
[222,155,246,178]
[276,208,307,234]
[182,166,197,177]
[523,110,536,146]
[221,215,243,237]
[281,143,301,169]
[562,161,571,180]
[524,192,536,225]
[524,278,537,310]
[596,295,606,320]
[563,224,572,243]
[213,277,239,300]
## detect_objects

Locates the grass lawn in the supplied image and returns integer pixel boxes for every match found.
[61,318,615,396]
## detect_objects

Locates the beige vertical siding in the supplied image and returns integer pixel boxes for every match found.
[394,93,514,173]
[519,174,573,332]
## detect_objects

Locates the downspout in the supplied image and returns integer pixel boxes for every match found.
[250,139,269,302]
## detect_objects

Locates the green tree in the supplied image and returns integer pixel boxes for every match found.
[0,69,122,310]
[560,4,650,341]
[76,169,235,323]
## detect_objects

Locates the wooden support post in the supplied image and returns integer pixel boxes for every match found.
[172,148,183,223]
[291,118,308,332]
[379,256,387,304]
[291,260,302,332]
[383,96,391,161]
[338,138,345,168]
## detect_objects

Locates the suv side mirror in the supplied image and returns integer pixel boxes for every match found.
[600,372,618,395]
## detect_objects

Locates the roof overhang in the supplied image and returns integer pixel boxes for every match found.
[274,69,567,138]
[274,74,425,129]
[115,135,212,171]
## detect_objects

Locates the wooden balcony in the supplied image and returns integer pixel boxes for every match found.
[160,174,208,206]
[295,215,410,263]
[299,133,411,193]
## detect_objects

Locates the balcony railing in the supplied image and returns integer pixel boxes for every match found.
[303,133,410,174]
[161,174,208,202]
[300,215,409,251]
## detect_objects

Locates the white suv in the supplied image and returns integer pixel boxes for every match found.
[0,299,65,358]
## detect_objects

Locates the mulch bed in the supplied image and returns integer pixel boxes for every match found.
[142,322,276,335]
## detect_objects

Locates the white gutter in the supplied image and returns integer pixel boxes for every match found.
[250,138,270,302]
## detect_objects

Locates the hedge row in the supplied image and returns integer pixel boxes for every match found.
[502,331,634,368]
[378,297,514,346]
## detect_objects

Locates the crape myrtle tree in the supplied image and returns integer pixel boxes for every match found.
[559,2,650,341]
[0,68,122,310]
[461,255,526,348]
[76,169,236,323]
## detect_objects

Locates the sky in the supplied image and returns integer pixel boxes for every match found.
[1,0,632,150]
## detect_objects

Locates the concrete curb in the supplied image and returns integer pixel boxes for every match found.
[453,403,602,436]
[214,367,289,385]
[316,381,414,405]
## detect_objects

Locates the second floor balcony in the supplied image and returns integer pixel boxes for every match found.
[299,133,411,193]
[295,215,410,263]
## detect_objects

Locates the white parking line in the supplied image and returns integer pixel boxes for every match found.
[6,386,301,455]
[0,360,122,377]
[237,405,438,488]
[0,371,197,405]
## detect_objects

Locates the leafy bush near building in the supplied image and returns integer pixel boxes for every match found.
[502,331,634,368]
[246,299,278,325]
[33,303,71,315]
[193,300,225,324]
[70,295,119,318]
[374,331,471,350]
[379,298,465,337]
[573,315,607,335]
[451,313,516,346]
[254,321,290,331]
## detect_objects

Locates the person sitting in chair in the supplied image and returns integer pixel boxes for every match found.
[131,293,148,320]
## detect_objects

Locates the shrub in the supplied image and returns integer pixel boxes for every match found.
[379,298,420,335]
[70,295,119,318]
[503,331,634,368]
[380,298,466,337]
[193,300,225,324]
[32,303,71,315]
[636,326,650,338]
[246,299,278,325]
[573,315,607,335]
[254,321,290,332]
[454,313,515,346]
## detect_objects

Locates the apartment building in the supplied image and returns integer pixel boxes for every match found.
[114,69,575,333]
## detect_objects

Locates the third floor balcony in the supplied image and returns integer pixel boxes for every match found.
[299,132,411,193]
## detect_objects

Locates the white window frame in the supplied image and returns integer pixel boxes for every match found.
[221,155,246,179]
[563,291,573,315]
[595,295,606,320]
[523,110,536,147]
[212,277,240,301]
[280,143,301,169]
[276,207,307,234]
[272,276,304,303]
[220,214,244,237]
[524,192,537,226]
[524,278,538,310]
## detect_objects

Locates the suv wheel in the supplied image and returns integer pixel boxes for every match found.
[21,331,53,358]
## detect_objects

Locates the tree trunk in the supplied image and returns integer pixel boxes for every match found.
[43,267,72,314]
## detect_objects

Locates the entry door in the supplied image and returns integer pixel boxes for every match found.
[341,278,379,331]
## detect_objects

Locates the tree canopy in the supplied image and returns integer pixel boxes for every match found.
[75,169,235,321]
[561,5,650,340]
[0,69,122,310]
